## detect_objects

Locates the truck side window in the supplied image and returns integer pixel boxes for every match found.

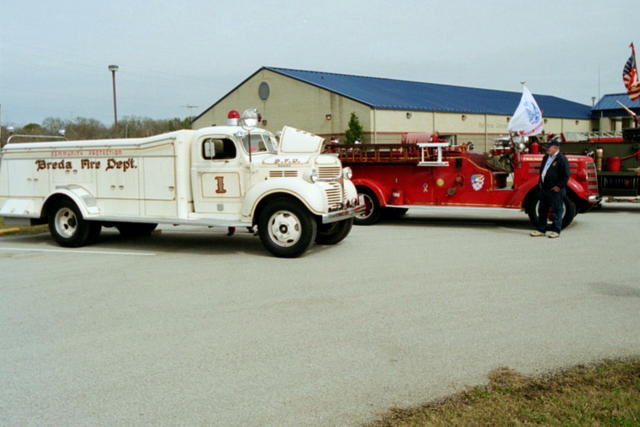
[202,138,237,160]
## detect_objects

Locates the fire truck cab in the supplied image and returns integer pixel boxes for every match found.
[327,134,600,227]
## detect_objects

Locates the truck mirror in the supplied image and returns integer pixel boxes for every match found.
[203,140,216,159]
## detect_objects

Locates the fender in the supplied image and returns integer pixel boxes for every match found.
[242,178,327,219]
[566,177,587,200]
[351,178,388,207]
[506,177,539,209]
[342,179,358,201]
[42,185,100,219]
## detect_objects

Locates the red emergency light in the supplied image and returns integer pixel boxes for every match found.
[227,110,240,125]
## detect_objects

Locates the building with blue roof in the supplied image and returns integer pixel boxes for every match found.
[193,67,594,151]
[591,94,639,133]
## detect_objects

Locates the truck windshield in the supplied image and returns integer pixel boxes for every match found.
[242,133,277,154]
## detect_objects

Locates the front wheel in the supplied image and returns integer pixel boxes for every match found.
[316,218,353,245]
[48,199,99,247]
[258,199,317,258]
[525,191,577,230]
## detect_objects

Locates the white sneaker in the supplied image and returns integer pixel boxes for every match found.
[547,231,560,238]
[530,230,545,237]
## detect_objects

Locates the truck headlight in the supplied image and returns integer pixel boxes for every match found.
[342,167,353,180]
[303,169,318,183]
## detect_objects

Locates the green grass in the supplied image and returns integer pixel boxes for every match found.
[0,216,47,234]
[366,359,640,426]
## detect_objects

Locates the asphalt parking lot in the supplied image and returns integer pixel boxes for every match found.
[1,203,639,426]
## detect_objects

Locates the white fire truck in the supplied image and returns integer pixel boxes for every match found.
[0,110,363,257]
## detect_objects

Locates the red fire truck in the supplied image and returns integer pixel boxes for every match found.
[326,134,600,227]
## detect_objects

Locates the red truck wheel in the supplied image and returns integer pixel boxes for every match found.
[525,191,577,229]
[316,218,353,245]
[354,188,382,225]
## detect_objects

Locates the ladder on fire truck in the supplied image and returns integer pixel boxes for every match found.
[417,142,449,167]
[325,141,454,165]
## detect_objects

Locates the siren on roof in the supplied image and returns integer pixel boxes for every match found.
[227,110,240,126]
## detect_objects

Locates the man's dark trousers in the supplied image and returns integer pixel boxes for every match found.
[536,188,565,233]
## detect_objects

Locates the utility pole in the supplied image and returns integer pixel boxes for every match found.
[108,65,119,125]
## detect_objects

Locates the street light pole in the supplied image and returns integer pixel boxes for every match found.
[108,64,119,126]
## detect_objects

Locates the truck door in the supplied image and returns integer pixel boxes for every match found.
[191,136,246,218]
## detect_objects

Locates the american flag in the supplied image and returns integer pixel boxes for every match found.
[623,43,640,101]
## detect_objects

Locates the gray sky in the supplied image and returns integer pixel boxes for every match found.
[0,0,635,126]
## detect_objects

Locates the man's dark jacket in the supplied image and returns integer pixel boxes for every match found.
[538,152,570,190]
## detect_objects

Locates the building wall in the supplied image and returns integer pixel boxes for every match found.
[595,116,639,133]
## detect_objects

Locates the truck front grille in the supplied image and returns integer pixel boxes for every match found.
[269,170,298,178]
[586,162,598,191]
[318,166,341,180]
[325,182,343,210]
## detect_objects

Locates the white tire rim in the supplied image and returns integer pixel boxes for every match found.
[268,210,302,247]
[54,207,78,238]
[357,193,374,220]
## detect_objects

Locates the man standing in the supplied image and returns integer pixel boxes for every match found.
[530,136,570,238]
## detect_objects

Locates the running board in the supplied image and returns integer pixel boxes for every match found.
[387,204,523,213]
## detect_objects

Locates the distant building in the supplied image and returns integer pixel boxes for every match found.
[192,67,593,152]
[592,94,640,133]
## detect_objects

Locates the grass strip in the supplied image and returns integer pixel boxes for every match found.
[366,358,640,426]
[0,217,48,235]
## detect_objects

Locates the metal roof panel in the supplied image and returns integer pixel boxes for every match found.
[593,93,640,111]
[265,67,592,119]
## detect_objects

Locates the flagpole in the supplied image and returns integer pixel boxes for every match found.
[510,81,528,172]
[510,81,527,146]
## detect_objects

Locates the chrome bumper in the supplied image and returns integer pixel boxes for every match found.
[588,194,601,203]
[321,196,365,224]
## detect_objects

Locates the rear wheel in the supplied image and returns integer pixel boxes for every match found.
[258,198,317,258]
[116,222,158,237]
[354,187,382,225]
[315,218,353,245]
[48,199,99,247]
[525,190,577,229]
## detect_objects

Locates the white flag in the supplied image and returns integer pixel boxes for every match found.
[507,86,544,136]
